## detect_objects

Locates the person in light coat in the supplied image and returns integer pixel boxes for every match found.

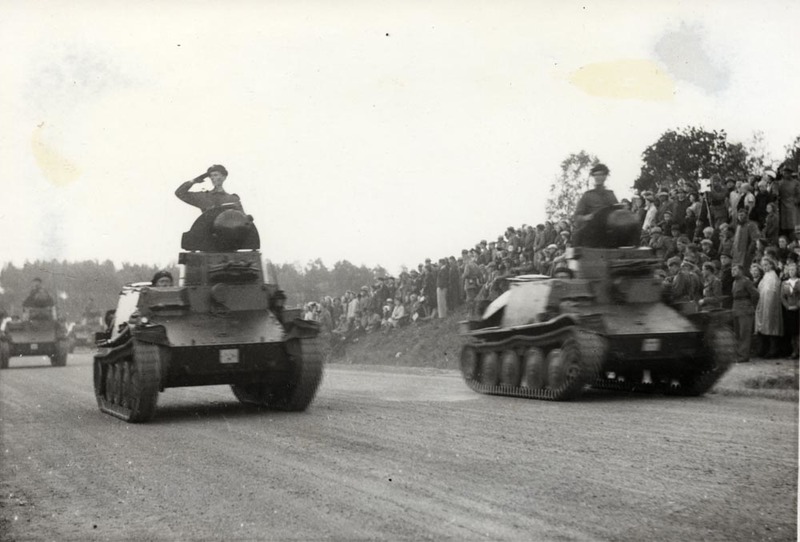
[755,257,783,358]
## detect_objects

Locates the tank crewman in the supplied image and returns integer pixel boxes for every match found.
[151,270,174,287]
[572,163,618,245]
[175,164,243,212]
[22,278,54,308]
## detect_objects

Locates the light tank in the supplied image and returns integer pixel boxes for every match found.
[0,306,69,368]
[93,204,323,422]
[460,205,735,400]
[71,310,105,348]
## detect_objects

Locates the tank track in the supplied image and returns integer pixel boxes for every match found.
[230,336,323,411]
[49,339,69,367]
[664,326,736,396]
[0,341,10,369]
[460,326,606,401]
[94,339,161,423]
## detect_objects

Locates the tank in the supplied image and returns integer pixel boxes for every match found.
[71,310,105,348]
[0,306,70,369]
[459,206,735,400]
[93,204,323,422]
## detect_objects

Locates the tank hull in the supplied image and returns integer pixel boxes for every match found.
[94,328,322,422]
[461,278,735,401]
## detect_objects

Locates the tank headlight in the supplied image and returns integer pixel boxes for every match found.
[140,316,149,324]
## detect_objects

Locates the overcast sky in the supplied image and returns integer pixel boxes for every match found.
[2,0,799,276]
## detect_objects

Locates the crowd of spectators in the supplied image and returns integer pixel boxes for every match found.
[302,161,800,362]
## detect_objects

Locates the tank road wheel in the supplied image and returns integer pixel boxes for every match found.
[547,331,605,400]
[0,341,10,369]
[50,339,68,367]
[460,345,480,382]
[522,347,547,389]
[232,337,324,411]
[669,327,736,397]
[546,349,570,393]
[480,351,500,387]
[499,350,521,387]
[125,341,161,422]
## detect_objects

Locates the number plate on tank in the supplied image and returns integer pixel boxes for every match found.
[641,339,661,352]
[30,343,38,350]
[219,349,239,364]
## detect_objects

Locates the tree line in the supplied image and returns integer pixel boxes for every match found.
[0,258,387,319]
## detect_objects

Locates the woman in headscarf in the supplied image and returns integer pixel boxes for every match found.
[755,257,783,358]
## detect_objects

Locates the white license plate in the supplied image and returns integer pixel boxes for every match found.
[30,343,38,351]
[642,338,661,352]
[219,349,239,364]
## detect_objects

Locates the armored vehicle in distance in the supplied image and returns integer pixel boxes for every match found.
[71,310,105,348]
[93,205,323,422]
[0,306,70,369]
[460,206,735,401]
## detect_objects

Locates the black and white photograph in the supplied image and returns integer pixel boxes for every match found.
[1,1,798,540]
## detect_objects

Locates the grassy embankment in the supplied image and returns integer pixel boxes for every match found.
[327,306,799,401]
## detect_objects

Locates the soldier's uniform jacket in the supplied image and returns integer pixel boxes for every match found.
[671,271,700,302]
[731,276,759,316]
[23,287,54,308]
[701,276,723,308]
[175,181,243,212]
[462,261,481,291]
[574,187,618,218]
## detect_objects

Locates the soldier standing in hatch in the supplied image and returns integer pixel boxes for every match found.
[175,164,243,212]
[22,278,54,308]
[572,163,618,245]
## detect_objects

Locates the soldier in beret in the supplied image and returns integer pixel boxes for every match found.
[175,164,243,212]
[573,163,618,245]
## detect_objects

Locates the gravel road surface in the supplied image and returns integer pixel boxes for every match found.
[1,353,797,541]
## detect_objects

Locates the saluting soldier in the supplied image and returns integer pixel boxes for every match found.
[573,163,618,245]
[175,164,243,212]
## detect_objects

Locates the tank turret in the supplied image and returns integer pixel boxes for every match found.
[575,204,641,249]
[181,204,260,252]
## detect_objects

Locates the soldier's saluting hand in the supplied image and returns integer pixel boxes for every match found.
[175,164,243,212]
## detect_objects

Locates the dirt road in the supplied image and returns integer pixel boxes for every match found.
[1,353,797,541]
